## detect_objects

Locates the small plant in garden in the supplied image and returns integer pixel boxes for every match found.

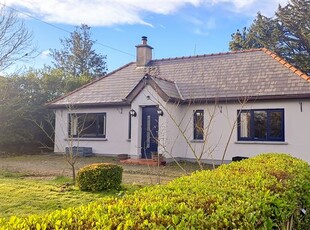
[76,163,123,191]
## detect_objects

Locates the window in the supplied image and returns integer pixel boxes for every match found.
[68,113,106,138]
[237,109,284,141]
[193,110,204,140]
[128,112,132,139]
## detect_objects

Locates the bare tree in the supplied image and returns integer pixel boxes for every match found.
[140,60,251,172]
[147,92,249,172]
[0,6,34,72]
[32,105,91,184]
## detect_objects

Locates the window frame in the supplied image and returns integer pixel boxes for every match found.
[68,113,106,138]
[193,109,204,140]
[237,108,284,142]
[128,112,132,140]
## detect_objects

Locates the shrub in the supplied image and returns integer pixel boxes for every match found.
[76,163,123,191]
[0,153,309,229]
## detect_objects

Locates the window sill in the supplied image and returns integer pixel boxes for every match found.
[191,139,204,143]
[234,141,288,145]
[126,139,131,142]
[65,138,108,141]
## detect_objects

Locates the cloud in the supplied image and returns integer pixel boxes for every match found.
[5,0,200,26]
[208,0,288,16]
[5,0,288,26]
[188,17,216,36]
[193,28,209,36]
[41,50,50,58]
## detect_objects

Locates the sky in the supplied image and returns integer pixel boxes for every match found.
[2,0,289,73]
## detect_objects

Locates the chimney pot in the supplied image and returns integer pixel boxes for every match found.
[141,36,147,44]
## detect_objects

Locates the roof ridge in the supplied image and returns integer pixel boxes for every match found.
[46,62,135,106]
[174,81,184,100]
[262,48,310,82]
[151,48,263,62]
[151,75,175,83]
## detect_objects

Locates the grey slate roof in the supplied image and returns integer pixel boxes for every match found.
[151,76,182,100]
[48,48,310,108]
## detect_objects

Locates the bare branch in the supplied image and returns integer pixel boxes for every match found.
[0,6,35,72]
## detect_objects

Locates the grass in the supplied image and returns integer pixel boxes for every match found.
[0,172,141,218]
[0,154,211,218]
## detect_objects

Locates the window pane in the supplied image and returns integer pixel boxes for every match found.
[79,114,97,137]
[69,114,78,136]
[238,109,284,142]
[254,111,267,139]
[68,113,106,138]
[194,110,204,140]
[98,114,106,136]
[240,112,251,138]
[270,111,282,138]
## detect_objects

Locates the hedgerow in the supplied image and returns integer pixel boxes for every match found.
[77,163,123,191]
[0,153,309,229]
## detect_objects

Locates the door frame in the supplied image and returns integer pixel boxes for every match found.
[140,106,159,159]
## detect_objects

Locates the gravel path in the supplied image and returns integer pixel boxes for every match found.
[0,153,198,185]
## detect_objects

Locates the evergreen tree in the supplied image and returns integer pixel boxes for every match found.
[50,24,107,78]
[0,68,92,152]
[277,0,310,74]
[229,0,310,74]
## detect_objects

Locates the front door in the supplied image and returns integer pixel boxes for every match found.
[141,106,158,159]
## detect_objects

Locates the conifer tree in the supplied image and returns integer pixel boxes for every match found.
[51,24,107,78]
[229,0,310,74]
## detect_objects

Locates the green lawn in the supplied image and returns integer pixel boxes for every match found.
[0,154,206,218]
[0,173,140,218]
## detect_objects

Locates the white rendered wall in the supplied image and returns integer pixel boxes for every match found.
[54,96,310,163]
[54,106,131,155]
[162,99,310,163]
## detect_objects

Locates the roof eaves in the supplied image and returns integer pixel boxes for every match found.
[262,48,310,82]
[124,76,147,103]
[47,101,129,109]
[181,93,310,104]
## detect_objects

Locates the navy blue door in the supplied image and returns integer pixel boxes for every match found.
[141,106,158,159]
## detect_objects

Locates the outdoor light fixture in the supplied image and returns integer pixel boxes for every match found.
[195,111,203,116]
[129,109,137,117]
[218,105,223,113]
[157,108,164,116]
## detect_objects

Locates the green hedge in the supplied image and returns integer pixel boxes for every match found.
[0,153,309,229]
[77,163,123,191]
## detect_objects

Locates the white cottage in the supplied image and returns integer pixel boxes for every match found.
[48,37,310,164]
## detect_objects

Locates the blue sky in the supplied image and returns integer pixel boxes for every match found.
[3,0,288,73]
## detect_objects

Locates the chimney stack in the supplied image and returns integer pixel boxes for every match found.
[136,36,153,67]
